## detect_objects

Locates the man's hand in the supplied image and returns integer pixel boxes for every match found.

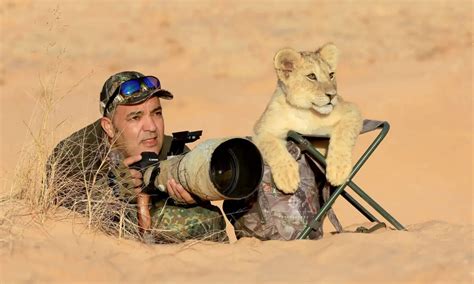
[124,154,151,232]
[123,154,143,194]
[166,178,197,205]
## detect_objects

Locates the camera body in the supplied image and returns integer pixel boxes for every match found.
[130,130,203,194]
[129,152,161,194]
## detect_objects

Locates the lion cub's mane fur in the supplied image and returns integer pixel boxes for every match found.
[253,43,363,193]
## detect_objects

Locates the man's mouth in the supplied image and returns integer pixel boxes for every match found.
[142,137,158,147]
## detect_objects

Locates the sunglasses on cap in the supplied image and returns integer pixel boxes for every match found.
[103,76,161,116]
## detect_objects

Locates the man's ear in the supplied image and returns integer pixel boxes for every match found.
[100,117,115,139]
[318,43,339,70]
[273,48,302,80]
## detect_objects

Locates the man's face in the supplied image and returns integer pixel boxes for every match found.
[105,97,165,157]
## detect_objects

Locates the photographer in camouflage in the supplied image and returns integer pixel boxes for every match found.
[47,71,227,243]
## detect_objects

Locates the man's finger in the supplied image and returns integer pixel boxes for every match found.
[175,184,197,204]
[123,154,142,166]
[168,179,184,199]
[129,169,143,179]
[166,179,178,199]
[128,168,143,188]
[168,179,196,204]
[132,177,143,188]
[133,185,143,194]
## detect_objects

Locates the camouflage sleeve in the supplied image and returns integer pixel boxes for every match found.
[46,137,138,214]
[44,122,146,238]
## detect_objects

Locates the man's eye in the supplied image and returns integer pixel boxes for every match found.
[306,73,318,81]
[130,116,140,121]
[329,72,335,79]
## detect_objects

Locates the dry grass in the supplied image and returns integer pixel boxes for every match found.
[0,63,72,245]
[1,62,227,245]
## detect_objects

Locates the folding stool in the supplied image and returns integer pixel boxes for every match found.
[287,120,406,239]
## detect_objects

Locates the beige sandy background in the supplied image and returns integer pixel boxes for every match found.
[0,0,472,283]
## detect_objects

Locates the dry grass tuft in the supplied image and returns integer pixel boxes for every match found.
[6,64,62,213]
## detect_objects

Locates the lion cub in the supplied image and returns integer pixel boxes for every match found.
[253,43,363,194]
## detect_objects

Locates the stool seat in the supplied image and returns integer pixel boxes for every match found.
[300,119,386,139]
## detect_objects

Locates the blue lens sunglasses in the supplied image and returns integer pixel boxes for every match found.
[104,76,161,116]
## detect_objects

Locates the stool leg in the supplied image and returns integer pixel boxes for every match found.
[340,190,379,222]
[297,182,349,239]
[348,181,405,230]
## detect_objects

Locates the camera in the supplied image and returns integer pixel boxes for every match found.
[131,131,264,200]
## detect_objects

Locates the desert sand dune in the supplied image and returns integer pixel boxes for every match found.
[0,0,472,283]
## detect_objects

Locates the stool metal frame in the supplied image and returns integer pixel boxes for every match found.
[287,120,405,239]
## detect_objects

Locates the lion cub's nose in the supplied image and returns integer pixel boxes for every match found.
[325,90,337,98]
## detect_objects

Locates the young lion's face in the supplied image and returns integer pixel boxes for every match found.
[274,43,339,115]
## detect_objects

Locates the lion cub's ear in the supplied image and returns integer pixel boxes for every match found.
[318,43,339,70]
[274,48,302,80]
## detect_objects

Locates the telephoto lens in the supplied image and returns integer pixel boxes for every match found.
[144,138,263,200]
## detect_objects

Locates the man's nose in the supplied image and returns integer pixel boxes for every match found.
[143,115,157,131]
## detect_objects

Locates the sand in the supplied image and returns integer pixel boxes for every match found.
[0,0,472,283]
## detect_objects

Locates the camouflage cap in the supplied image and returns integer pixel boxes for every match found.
[100,71,173,116]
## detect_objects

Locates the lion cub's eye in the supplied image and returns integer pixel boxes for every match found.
[306,73,318,81]
[329,72,335,80]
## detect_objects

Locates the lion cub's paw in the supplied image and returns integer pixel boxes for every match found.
[271,159,300,194]
[326,155,352,186]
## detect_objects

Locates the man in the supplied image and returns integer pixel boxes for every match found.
[47,71,227,243]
